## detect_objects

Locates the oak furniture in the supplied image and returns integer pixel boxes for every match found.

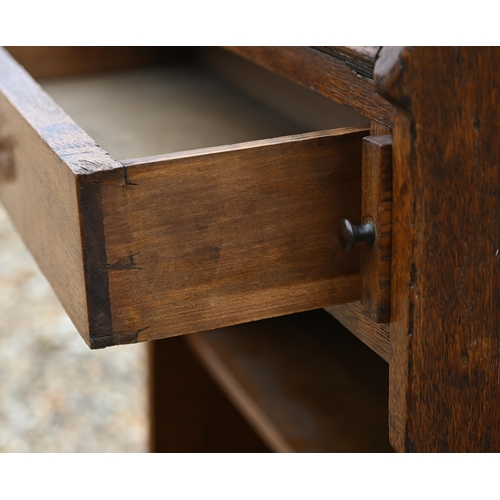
[0,46,496,452]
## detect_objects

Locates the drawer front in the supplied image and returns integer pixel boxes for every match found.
[0,48,366,348]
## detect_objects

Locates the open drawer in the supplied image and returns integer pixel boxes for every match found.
[0,47,368,349]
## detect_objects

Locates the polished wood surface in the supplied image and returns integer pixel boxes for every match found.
[187,310,392,452]
[361,134,392,322]
[226,46,391,128]
[99,128,367,347]
[376,46,500,452]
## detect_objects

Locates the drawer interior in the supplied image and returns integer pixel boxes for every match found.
[34,47,369,160]
[2,47,370,348]
[40,64,305,160]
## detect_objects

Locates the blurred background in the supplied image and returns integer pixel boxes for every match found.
[0,203,148,452]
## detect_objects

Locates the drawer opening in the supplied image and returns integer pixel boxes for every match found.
[30,47,370,161]
[1,47,371,348]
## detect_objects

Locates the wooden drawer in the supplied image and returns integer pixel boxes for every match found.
[0,47,368,349]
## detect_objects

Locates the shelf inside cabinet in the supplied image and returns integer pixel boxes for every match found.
[187,310,391,452]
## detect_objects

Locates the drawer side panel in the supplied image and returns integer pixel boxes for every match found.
[0,48,121,346]
[0,91,90,342]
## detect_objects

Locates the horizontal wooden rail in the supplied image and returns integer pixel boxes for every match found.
[226,46,392,127]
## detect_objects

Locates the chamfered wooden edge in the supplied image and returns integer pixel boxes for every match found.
[0,47,122,347]
[375,47,500,452]
[225,47,392,128]
[361,134,392,323]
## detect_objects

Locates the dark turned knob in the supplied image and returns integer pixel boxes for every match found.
[339,219,375,251]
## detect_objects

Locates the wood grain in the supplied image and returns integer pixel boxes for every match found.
[325,302,390,362]
[95,127,367,347]
[361,134,392,322]
[226,47,392,128]
[0,48,121,346]
[376,46,500,452]
[187,309,392,452]
[5,47,190,79]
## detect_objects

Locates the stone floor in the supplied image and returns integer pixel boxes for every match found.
[0,205,148,452]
